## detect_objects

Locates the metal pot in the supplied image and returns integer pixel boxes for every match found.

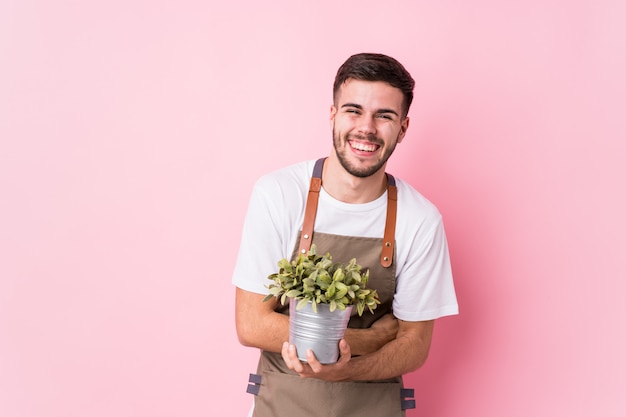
[289,300,352,364]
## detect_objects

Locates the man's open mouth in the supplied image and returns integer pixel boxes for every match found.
[349,140,380,153]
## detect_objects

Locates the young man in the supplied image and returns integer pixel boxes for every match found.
[233,53,458,416]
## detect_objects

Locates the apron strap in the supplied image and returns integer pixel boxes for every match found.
[381,173,397,268]
[297,157,397,268]
[297,158,324,255]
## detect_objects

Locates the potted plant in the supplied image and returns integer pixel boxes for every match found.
[264,244,380,363]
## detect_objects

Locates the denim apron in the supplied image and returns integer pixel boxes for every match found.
[246,158,415,416]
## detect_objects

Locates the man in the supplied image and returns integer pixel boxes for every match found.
[233,53,458,417]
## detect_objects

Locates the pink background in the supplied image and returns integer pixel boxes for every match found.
[1,1,625,416]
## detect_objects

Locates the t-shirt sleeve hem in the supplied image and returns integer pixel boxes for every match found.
[393,305,459,322]
[232,278,270,296]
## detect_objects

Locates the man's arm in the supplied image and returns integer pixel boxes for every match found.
[235,288,288,352]
[282,319,434,382]
[235,287,398,355]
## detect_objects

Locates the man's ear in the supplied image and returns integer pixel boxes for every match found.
[329,104,337,129]
[397,116,410,144]
[330,104,337,121]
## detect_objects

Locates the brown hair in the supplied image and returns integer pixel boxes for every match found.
[333,53,415,117]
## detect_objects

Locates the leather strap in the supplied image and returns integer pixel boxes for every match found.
[381,173,397,268]
[297,158,324,254]
[298,158,397,268]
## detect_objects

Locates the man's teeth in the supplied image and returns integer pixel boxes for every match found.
[351,142,377,152]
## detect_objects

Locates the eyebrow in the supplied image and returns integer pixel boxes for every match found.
[341,103,399,117]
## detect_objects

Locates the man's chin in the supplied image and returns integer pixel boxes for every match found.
[342,161,383,178]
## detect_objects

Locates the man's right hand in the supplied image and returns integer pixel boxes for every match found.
[370,313,399,342]
[345,313,398,356]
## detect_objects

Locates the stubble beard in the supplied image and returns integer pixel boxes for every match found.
[332,126,398,178]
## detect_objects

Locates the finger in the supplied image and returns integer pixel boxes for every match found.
[281,341,294,368]
[281,342,300,372]
[381,313,393,322]
[381,314,398,326]
[306,349,322,373]
[337,339,352,363]
[288,344,304,373]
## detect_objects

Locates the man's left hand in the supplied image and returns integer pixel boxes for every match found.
[281,339,353,382]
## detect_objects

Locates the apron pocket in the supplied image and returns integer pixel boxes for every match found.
[254,370,405,417]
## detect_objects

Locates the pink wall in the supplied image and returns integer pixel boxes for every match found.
[1,1,624,416]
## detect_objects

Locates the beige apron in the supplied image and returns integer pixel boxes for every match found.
[246,158,415,417]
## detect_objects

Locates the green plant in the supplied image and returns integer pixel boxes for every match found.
[263,244,380,316]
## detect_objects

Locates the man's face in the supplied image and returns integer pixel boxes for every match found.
[330,79,409,178]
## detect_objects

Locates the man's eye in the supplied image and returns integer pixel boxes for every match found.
[377,114,392,120]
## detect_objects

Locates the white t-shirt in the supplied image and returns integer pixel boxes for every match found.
[232,160,458,321]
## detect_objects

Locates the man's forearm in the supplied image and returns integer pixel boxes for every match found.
[345,321,433,381]
[241,312,390,355]
[236,289,290,353]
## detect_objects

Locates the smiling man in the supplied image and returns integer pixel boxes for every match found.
[332,80,408,178]
[233,53,458,417]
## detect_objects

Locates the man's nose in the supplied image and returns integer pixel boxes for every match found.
[357,116,376,135]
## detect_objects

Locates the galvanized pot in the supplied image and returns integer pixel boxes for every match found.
[289,300,352,364]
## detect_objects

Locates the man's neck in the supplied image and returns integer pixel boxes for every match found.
[321,156,388,204]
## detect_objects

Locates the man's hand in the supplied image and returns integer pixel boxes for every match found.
[344,313,398,356]
[281,339,353,382]
[369,314,399,342]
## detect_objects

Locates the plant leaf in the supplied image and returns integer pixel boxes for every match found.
[297,298,310,310]
[286,289,302,298]
[327,282,336,298]
[357,302,364,316]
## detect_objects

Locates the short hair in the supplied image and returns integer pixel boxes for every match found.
[333,53,415,117]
